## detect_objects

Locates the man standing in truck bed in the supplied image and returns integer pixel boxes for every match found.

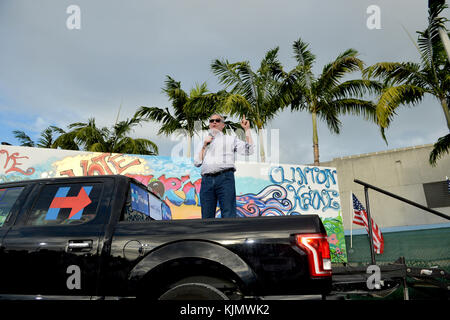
[194,114,254,219]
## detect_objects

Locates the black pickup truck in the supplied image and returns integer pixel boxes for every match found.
[0,175,332,300]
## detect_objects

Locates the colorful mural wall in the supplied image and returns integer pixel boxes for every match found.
[0,145,347,262]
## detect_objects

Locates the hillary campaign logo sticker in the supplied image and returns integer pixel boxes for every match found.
[45,186,92,220]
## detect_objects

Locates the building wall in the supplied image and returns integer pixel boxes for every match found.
[320,144,450,231]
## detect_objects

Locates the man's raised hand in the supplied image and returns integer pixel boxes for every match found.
[240,115,250,131]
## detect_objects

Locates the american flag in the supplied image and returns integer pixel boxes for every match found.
[352,193,384,254]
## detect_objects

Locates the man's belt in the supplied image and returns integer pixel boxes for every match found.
[202,167,235,177]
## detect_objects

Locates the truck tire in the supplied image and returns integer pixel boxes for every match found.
[158,282,230,300]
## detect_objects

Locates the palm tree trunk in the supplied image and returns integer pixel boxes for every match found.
[187,133,192,158]
[312,111,320,166]
[438,27,450,64]
[440,97,450,132]
[258,129,266,163]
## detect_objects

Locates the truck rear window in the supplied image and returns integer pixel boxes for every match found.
[0,187,24,227]
[26,183,102,226]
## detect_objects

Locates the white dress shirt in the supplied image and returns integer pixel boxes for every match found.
[194,131,254,175]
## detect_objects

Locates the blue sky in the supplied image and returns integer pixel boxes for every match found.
[0,0,448,165]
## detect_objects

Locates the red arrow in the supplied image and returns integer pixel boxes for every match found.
[50,187,92,219]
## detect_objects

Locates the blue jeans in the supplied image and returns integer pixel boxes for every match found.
[200,170,237,219]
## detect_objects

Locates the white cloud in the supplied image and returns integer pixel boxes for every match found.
[32,117,48,132]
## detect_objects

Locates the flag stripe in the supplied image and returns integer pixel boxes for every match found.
[352,193,384,254]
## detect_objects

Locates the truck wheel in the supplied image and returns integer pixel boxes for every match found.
[158,282,230,300]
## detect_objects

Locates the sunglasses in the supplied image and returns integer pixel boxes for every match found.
[209,118,222,123]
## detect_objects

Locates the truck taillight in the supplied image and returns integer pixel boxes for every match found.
[295,234,332,277]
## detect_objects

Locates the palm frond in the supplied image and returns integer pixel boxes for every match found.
[221,93,254,116]
[429,133,450,166]
[135,106,178,126]
[116,137,159,156]
[417,2,449,72]
[327,98,377,123]
[132,138,159,155]
[292,38,316,68]
[317,104,341,134]
[258,47,284,79]
[376,84,427,128]
[318,49,363,90]
[113,116,143,139]
[49,126,66,135]
[13,130,35,147]
[281,68,309,109]
[88,142,107,153]
[190,82,209,98]
[363,62,425,85]
[380,126,389,145]
[329,79,384,100]
[36,127,56,148]
[163,75,189,114]
[183,91,225,115]
[235,62,259,104]
[211,60,245,90]
[158,118,183,136]
[52,131,79,150]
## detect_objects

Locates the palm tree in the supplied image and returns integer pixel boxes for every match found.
[54,116,158,155]
[364,2,450,166]
[136,76,243,158]
[13,126,65,148]
[210,47,287,162]
[283,38,382,166]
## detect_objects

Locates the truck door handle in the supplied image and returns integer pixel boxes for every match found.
[67,240,93,251]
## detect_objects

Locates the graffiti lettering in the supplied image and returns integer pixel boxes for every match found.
[159,174,188,192]
[90,154,114,175]
[182,180,202,206]
[158,174,201,206]
[287,184,340,212]
[269,166,337,188]
[0,149,35,176]
[59,153,142,177]
[108,154,141,174]
[81,160,104,176]
[269,166,295,184]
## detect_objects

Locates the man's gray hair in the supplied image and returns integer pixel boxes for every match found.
[209,113,225,121]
